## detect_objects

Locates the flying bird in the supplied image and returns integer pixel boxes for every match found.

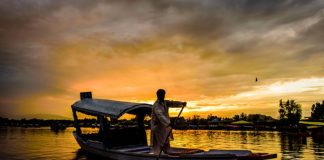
[255,77,258,82]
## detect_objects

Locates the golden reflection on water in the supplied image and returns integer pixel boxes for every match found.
[0,127,79,159]
[1,127,324,160]
[148,130,281,154]
[149,130,323,160]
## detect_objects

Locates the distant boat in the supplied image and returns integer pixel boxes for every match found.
[71,92,277,160]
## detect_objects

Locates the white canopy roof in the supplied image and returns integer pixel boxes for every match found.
[71,99,152,119]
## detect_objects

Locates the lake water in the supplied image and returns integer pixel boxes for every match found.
[0,127,324,160]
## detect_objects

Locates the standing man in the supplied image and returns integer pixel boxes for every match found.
[150,89,186,155]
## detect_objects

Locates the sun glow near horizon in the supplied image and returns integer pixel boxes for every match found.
[1,1,324,119]
[3,76,324,119]
[140,77,324,119]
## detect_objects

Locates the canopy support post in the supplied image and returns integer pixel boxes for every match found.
[98,116,111,148]
[137,113,147,146]
[72,108,81,134]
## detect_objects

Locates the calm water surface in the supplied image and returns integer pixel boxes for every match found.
[1,127,324,160]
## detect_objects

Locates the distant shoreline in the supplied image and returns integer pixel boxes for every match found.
[1,117,323,134]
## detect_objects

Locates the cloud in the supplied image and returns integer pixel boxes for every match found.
[1,0,324,118]
[175,78,324,118]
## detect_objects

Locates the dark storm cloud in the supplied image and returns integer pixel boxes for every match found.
[0,0,323,76]
[148,0,322,41]
[1,0,324,117]
[0,0,103,99]
[1,0,322,49]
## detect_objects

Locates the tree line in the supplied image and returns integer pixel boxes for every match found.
[278,99,324,125]
[1,99,323,128]
[182,99,324,126]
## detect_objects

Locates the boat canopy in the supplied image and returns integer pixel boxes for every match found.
[72,98,152,119]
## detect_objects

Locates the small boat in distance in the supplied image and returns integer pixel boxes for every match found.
[71,92,277,160]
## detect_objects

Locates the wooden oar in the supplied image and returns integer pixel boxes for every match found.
[157,104,186,160]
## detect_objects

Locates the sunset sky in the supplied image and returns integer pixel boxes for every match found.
[1,0,324,119]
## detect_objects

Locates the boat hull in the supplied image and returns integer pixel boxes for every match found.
[73,133,276,160]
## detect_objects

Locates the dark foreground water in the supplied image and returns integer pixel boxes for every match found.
[0,127,324,160]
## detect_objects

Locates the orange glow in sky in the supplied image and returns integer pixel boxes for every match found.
[1,1,324,119]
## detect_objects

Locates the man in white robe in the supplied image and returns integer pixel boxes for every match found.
[150,89,186,155]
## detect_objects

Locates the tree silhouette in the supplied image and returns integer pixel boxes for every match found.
[247,114,274,123]
[207,114,220,121]
[240,112,247,120]
[232,112,247,121]
[233,114,240,121]
[278,99,302,126]
[311,101,324,120]
[279,100,286,120]
[191,115,200,125]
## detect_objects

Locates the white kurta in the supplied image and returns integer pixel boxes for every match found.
[150,100,185,155]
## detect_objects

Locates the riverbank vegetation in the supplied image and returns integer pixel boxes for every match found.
[1,99,323,132]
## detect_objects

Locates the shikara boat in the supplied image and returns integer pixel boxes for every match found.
[71,92,277,160]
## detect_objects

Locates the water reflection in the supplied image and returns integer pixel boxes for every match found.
[239,131,247,144]
[311,134,324,160]
[0,127,324,160]
[280,134,306,159]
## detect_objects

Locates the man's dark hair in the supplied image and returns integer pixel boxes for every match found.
[156,89,166,101]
